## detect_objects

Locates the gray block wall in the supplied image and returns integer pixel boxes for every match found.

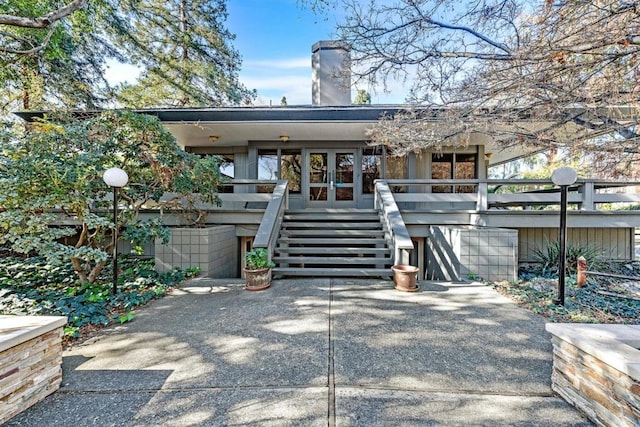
[428,226,518,282]
[155,226,238,277]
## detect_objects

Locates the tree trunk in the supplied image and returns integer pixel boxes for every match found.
[70,257,91,283]
[21,64,30,110]
[87,260,107,284]
[70,257,108,284]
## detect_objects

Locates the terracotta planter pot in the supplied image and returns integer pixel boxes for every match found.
[391,265,419,292]
[244,267,271,291]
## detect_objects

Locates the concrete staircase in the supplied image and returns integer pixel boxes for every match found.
[272,209,392,278]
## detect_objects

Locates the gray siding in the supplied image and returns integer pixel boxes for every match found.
[518,227,633,261]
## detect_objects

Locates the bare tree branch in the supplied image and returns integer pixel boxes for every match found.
[0,0,86,28]
[338,0,640,175]
[0,26,56,55]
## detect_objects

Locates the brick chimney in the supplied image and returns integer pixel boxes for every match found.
[312,41,351,106]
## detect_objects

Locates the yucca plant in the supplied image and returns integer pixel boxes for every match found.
[533,239,603,277]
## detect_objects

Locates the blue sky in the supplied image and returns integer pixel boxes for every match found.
[227,0,407,105]
[104,0,408,105]
[227,0,336,105]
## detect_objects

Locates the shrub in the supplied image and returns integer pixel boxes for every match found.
[0,256,198,338]
[533,239,602,277]
[0,111,223,283]
[245,248,275,270]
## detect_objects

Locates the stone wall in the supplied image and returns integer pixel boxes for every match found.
[546,323,640,427]
[0,315,67,424]
[155,225,238,277]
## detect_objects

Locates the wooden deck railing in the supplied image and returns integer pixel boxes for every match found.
[216,179,277,208]
[384,179,640,211]
[252,180,289,261]
[374,180,414,265]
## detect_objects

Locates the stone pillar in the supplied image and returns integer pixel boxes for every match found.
[0,315,67,424]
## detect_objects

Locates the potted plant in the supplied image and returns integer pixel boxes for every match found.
[244,248,275,291]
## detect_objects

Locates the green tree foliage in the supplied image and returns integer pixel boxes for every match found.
[0,1,117,112]
[0,0,254,116]
[0,110,224,283]
[109,0,255,108]
[353,89,371,105]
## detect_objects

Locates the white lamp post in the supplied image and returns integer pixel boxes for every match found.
[551,167,578,306]
[103,167,129,294]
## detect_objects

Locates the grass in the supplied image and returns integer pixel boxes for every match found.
[492,262,640,324]
[0,256,199,344]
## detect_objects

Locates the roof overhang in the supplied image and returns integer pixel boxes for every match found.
[16,104,637,164]
[151,106,407,148]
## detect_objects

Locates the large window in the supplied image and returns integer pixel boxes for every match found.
[362,147,382,194]
[362,147,408,194]
[386,152,408,193]
[432,152,477,193]
[216,154,234,179]
[189,153,234,193]
[257,149,301,193]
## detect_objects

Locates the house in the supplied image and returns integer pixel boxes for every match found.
[16,41,640,281]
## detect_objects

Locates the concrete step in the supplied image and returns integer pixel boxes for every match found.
[282,222,380,229]
[278,237,386,245]
[285,208,377,214]
[274,208,390,277]
[280,229,385,237]
[284,213,380,221]
[275,247,391,255]
[272,267,392,277]
[273,256,391,265]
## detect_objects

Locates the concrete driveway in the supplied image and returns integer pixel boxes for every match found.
[6,279,592,426]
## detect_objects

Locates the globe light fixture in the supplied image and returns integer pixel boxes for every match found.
[103,168,129,294]
[551,167,578,306]
[103,167,129,188]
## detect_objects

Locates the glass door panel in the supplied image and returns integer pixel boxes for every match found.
[307,150,356,207]
[309,153,327,183]
[309,153,328,202]
[334,152,354,203]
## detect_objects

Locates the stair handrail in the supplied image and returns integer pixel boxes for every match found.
[375,180,413,265]
[253,180,289,261]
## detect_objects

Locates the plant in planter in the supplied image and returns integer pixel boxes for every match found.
[244,248,275,291]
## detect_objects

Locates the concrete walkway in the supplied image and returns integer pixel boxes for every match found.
[7,279,592,426]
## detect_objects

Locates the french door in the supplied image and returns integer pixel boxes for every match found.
[307,149,356,208]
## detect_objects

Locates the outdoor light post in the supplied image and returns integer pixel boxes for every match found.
[103,167,129,294]
[551,167,578,306]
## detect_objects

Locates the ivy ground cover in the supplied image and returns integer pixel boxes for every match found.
[0,256,198,342]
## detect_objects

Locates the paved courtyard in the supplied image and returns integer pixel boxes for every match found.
[7,279,592,426]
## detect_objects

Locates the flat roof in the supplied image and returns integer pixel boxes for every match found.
[14,105,415,123]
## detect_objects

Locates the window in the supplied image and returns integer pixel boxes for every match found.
[362,147,408,194]
[257,149,301,193]
[218,154,235,179]
[454,153,476,193]
[386,152,407,193]
[431,152,477,193]
[191,153,234,193]
[362,147,382,194]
